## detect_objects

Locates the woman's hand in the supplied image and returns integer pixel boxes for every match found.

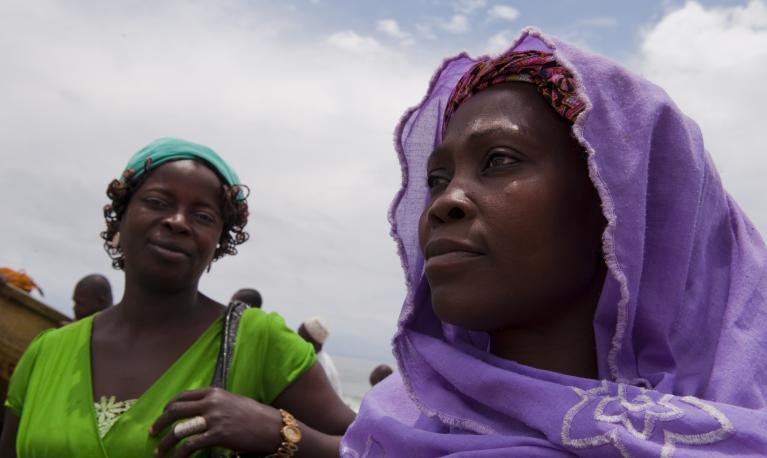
[150,387,282,458]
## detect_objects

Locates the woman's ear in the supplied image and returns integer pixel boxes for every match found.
[111,231,121,249]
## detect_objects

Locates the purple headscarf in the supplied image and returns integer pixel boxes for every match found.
[341,29,767,457]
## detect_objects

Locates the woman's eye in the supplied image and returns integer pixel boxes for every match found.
[485,152,517,169]
[144,197,167,208]
[194,212,216,224]
[427,174,448,190]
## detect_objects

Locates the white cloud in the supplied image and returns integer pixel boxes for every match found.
[486,30,515,54]
[455,0,487,14]
[638,0,767,232]
[376,18,414,45]
[327,30,383,53]
[439,14,469,34]
[416,23,437,40]
[487,5,520,22]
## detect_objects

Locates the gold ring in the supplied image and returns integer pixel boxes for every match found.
[173,415,207,439]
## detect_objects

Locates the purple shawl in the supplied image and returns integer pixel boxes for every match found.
[341,29,767,457]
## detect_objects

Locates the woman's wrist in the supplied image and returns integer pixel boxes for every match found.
[237,407,284,458]
[264,407,285,453]
[265,409,302,458]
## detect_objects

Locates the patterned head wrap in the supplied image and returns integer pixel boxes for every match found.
[442,50,585,136]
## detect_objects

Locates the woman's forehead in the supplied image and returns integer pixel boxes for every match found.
[441,83,570,146]
[139,160,223,196]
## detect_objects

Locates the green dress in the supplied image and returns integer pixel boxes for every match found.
[5,307,315,457]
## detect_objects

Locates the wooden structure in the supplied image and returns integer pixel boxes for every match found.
[0,282,70,404]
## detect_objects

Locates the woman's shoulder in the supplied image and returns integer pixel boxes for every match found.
[235,307,311,357]
[28,316,92,350]
[230,307,314,403]
[5,317,92,413]
[238,307,292,335]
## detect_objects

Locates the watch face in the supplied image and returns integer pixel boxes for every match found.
[283,425,302,443]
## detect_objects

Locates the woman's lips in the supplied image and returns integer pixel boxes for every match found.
[425,250,483,269]
[147,241,189,262]
[424,239,483,270]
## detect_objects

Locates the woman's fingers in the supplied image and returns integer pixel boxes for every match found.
[154,415,210,456]
[166,388,212,406]
[170,431,218,458]
[155,425,183,456]
[150,400,207,437]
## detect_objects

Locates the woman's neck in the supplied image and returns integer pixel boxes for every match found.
[112,276,209,333]
[488,269,604,379]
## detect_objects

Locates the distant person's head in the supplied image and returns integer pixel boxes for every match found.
[72,274,113,319]
[298,317,329,353]
[231,288,262,308]
[369,364,393,386]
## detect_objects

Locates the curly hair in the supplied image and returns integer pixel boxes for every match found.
[101,160,250,270]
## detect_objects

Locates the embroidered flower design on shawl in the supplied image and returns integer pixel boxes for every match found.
[340,436,385,458]
[561,381,733,457]
[94,395,137,438]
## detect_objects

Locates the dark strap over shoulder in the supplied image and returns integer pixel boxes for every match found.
[206,302,250,458]
[211,300,249,389]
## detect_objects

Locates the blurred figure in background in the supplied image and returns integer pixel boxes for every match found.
[368,364,393,387]
[231,287,262,309]
[72,274,113,320]
[298,318,342,396]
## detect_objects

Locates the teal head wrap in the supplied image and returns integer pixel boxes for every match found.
[122,137,241,189]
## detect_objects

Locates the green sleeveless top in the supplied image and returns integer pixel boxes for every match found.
[5,307,315,457]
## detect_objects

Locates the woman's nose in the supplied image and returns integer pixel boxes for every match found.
[163,211,191,233]
[426,185,476,228]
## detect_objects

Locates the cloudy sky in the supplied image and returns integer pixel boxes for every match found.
[1,0,766,362]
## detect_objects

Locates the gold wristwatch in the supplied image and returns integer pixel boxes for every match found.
[269,409,301,458]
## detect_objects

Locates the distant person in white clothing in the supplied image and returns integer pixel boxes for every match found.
[298,317,343,396]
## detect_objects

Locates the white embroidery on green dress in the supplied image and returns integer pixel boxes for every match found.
[94,396,138,438]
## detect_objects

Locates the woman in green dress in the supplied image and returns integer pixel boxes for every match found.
[0,138,355,457]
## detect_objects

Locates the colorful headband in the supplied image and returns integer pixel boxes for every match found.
[443,50,586,136]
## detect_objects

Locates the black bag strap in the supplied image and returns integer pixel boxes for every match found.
[206,301,249,458]
[211,300,249,388]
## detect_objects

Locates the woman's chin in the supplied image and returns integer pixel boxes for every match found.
[431,294,496,332]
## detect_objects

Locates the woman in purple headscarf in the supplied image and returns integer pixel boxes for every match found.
[341,28,767,457]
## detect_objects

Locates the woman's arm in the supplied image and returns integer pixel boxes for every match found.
[273,362,356,435]
[265,362,357,457]
[0,409,19,458]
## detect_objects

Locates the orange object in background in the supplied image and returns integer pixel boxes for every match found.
[0,267,44,296]
[0,271,68,408]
